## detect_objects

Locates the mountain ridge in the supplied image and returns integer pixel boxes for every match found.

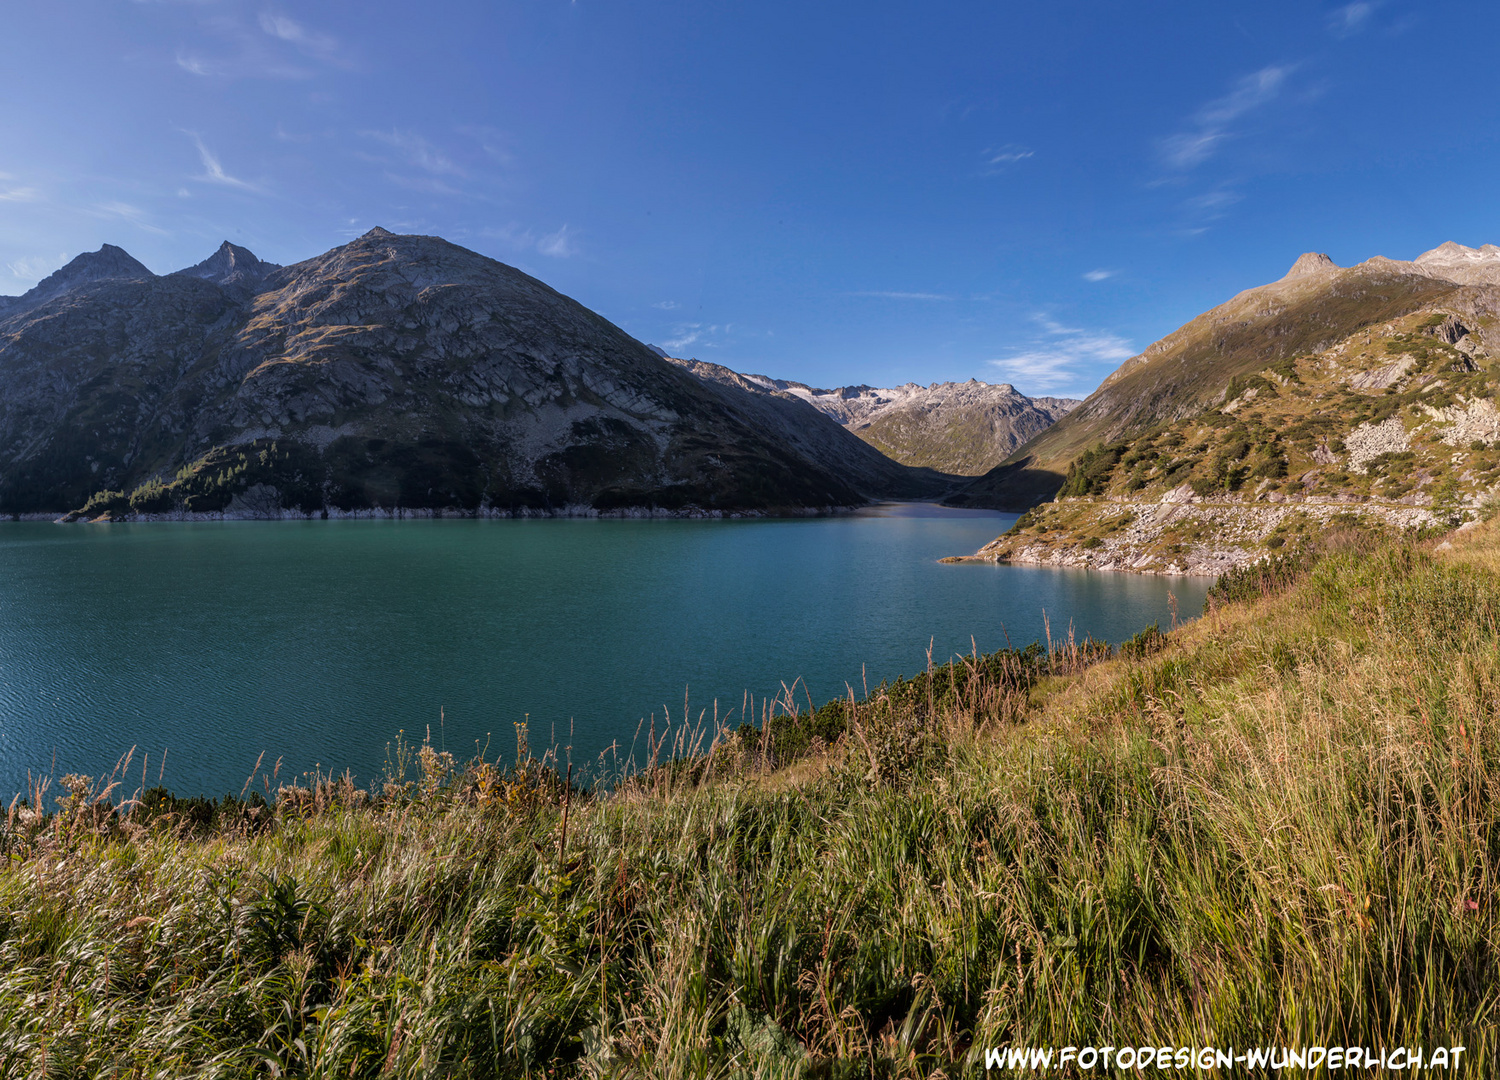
[0,244,155,315]
[948,242,1500,573]
[662,358,960,498]
[173,240,282,291]
[0,230,909,519]
[660,364,1078,477]
[952,243,1499,512]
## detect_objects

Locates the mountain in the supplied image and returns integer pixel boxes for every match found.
[664,359,959,498]
[1409,241,1500,286]
[790,379,1076,475]
[947,243,1500,573]
[173,240,281,291]
[951,246,1484,511]
[0,229,886,519]
[0,244,154,316]
[671,371,1077,476]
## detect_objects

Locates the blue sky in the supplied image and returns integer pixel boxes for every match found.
[3,1,1497,398]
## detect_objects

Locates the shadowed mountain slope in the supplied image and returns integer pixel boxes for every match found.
[0,230,879,518]
[173,241,282,292]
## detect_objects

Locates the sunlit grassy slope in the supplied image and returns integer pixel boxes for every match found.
[3,519,1500,1075]
[952,262,1462,510]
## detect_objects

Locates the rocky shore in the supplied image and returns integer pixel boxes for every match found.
[944,488,1463,575]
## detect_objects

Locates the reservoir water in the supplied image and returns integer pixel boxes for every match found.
[0,505,1210,799]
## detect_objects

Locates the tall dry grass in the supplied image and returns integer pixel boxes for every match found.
[0,523,1497,1075]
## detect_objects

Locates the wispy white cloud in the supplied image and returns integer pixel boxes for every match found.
[457,124,516,166]
[361,129,463,176]
[1185,189,1242,214]
[847,290,951,301]
[662,321,747,353]
[258,12,341,62]
[652,300,680,310]
[175,51,214,76]
[1082,269,1114,282]
[537,224,578,258]
[0,185,41,203]
[382,173,463,196]
[1329,1,1376,36]
[1160,65,1291,169]
[483,222,583,259]
[185,132,261,191]
[1182,187,1242,223]
[988,314,1134,393]
[87,201,171,235]
[5,253,69,286]
[982,144,1034,174]
[169,13,316,80]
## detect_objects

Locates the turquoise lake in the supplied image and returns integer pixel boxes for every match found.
[0,505,1211,799]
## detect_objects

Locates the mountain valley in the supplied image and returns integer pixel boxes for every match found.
[669,370,1078,476]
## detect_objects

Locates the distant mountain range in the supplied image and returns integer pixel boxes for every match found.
[951,242,1500,573]
[0,230,1073,520]
[654,367,1077,476]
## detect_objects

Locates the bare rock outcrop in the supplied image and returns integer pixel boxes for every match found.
[1281,252,1339,280]
[1345,417,1411,473]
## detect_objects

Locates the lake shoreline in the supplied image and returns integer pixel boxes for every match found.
[3,521,1492,1068]
[945,496,1461,576]
[0,509,1207,802]
[34,501,867,524]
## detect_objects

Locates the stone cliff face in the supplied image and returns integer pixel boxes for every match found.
[0,230,869,517]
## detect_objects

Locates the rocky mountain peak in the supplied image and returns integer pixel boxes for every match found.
[708,375,1078,475]
[360,226,395,240]
[0,244,155,317]
[1415,240,1500,266]
[1281,252,1340,280]
[38,243,152,288]
[1394,241,1500,285]
[0,227,894,517]
[174,241,281,290]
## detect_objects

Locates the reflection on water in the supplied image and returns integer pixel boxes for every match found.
[0,507,1211,797]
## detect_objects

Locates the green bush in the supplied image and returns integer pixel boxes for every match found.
[1205,550,1316,609]
[1117,621,1166,660]
[1058,442,1126,498]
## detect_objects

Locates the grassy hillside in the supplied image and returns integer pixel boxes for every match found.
[955,295,1500,572]
[3,520,1500,1074]
[951,263,1463,510]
